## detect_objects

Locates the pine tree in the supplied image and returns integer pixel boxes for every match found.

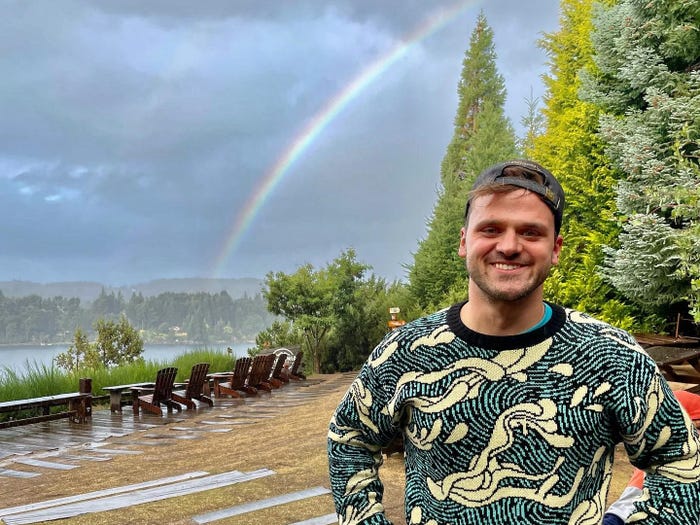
[529,0,647,330]
[580,0,700,323]
[408,11,517,310]
[519,89,545,154]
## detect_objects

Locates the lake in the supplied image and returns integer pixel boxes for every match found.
[0,342,254,377]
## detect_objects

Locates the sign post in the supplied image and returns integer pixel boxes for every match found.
[387,307,406,331]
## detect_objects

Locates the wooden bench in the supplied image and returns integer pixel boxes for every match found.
[103,382,155,413]
[0,392,91,428]
[645,345,700,393]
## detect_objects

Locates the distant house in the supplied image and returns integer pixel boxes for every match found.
[169,326,188,339]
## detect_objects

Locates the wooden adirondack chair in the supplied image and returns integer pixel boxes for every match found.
[171,362,213,409]
[268,353,287,388]
[245,354,273,393]
[213,357,252,398]
[131,367,181,416]
[258,353,278,391]
[289,351,306,381]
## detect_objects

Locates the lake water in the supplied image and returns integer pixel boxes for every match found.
[0,342,254,377]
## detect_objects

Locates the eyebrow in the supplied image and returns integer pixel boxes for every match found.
[472,218,549,231]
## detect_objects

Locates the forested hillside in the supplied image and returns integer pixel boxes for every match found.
[0,289,276,345]
[0,278,263,304]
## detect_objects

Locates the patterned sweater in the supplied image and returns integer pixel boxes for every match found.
[327,302,700,524]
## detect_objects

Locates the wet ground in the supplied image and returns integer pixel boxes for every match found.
[0,375,354,478]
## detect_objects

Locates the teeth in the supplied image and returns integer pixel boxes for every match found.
[494,263,520,270]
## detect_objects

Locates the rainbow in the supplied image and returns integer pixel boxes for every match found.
[211,0,478,277]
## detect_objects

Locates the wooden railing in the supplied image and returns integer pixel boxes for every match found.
[0,378,92,428]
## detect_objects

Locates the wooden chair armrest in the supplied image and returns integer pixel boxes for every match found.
[130,386,155,396]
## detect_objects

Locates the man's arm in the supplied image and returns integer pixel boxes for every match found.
[620,376,700,523]
[328,361,398,525]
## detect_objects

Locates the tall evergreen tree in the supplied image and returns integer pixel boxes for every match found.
[580,0,700,324]
[408,12,517,311]
[530,0,647,330]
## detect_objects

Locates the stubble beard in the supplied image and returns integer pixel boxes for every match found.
[467,260,551,303]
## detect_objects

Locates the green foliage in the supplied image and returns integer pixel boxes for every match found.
[248,320,302,356]
[408,189,467,311]
[519,89,546,154]
[326,275,391,373]
[0,289,275,344]
[93,316,145,367]
[0,362,73,401]
[0,348,235,405]
[55,316,145,371]
[525,0,649,329]
[408,12,517,311]
[169,349,236,378]
[580,0,700,322]
[265,264,334,374]
[264,249,419,373]
[264,249,368,373]
[53,327,99,372]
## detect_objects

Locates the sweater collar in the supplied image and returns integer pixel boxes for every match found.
[446,301,566,350]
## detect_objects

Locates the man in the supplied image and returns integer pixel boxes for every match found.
[327,160,700,524]
[603,390,700,525]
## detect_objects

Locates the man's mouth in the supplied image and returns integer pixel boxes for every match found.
[493,263,522,270]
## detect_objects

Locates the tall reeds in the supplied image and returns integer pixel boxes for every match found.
[0,348,236,403]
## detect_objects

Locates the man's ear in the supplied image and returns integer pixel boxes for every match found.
[458,227,467,258]
[551,235,563,265]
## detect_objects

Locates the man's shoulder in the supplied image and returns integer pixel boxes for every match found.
[373,307,453,351]
[558,306,641,349]
[398,306,453,335]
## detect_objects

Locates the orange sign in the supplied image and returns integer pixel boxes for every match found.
[388,319,406,330]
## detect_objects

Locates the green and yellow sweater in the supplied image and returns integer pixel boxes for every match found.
[328,302,700,524]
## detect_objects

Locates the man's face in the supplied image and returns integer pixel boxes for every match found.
[459,190,563,303]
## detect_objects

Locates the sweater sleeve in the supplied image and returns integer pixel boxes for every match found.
[614,352,700,524]
[327,346,401,525]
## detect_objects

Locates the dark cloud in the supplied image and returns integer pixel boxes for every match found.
[0,0,559,285]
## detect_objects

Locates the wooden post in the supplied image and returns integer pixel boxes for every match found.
[79,377,92,419]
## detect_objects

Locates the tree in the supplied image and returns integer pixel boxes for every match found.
[408,11,517,310]
[519,89,545,155]
[264,263,336,374]
[580,0,700,324]
[527,0,648,330]
[54,327,99,372]
[93,315,144,367]
[263,249,395,374]
[249,320,302,355]
[90,289,124,318]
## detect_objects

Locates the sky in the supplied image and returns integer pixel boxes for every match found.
[0,0,560,286]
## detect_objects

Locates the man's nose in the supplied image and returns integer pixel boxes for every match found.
[496,230,521,256]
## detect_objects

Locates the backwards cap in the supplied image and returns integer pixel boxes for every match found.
[465,159,566,233]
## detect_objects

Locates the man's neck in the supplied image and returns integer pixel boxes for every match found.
[460,290,546,336]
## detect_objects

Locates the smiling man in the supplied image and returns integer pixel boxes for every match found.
[328,160,700,524]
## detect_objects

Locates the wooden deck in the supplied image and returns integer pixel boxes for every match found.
[0,373,358,524]
[0,374,353,475]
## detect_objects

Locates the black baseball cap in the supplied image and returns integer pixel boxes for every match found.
[464,159,565,233]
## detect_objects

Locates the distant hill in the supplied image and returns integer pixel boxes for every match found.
[0,278,264,303]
